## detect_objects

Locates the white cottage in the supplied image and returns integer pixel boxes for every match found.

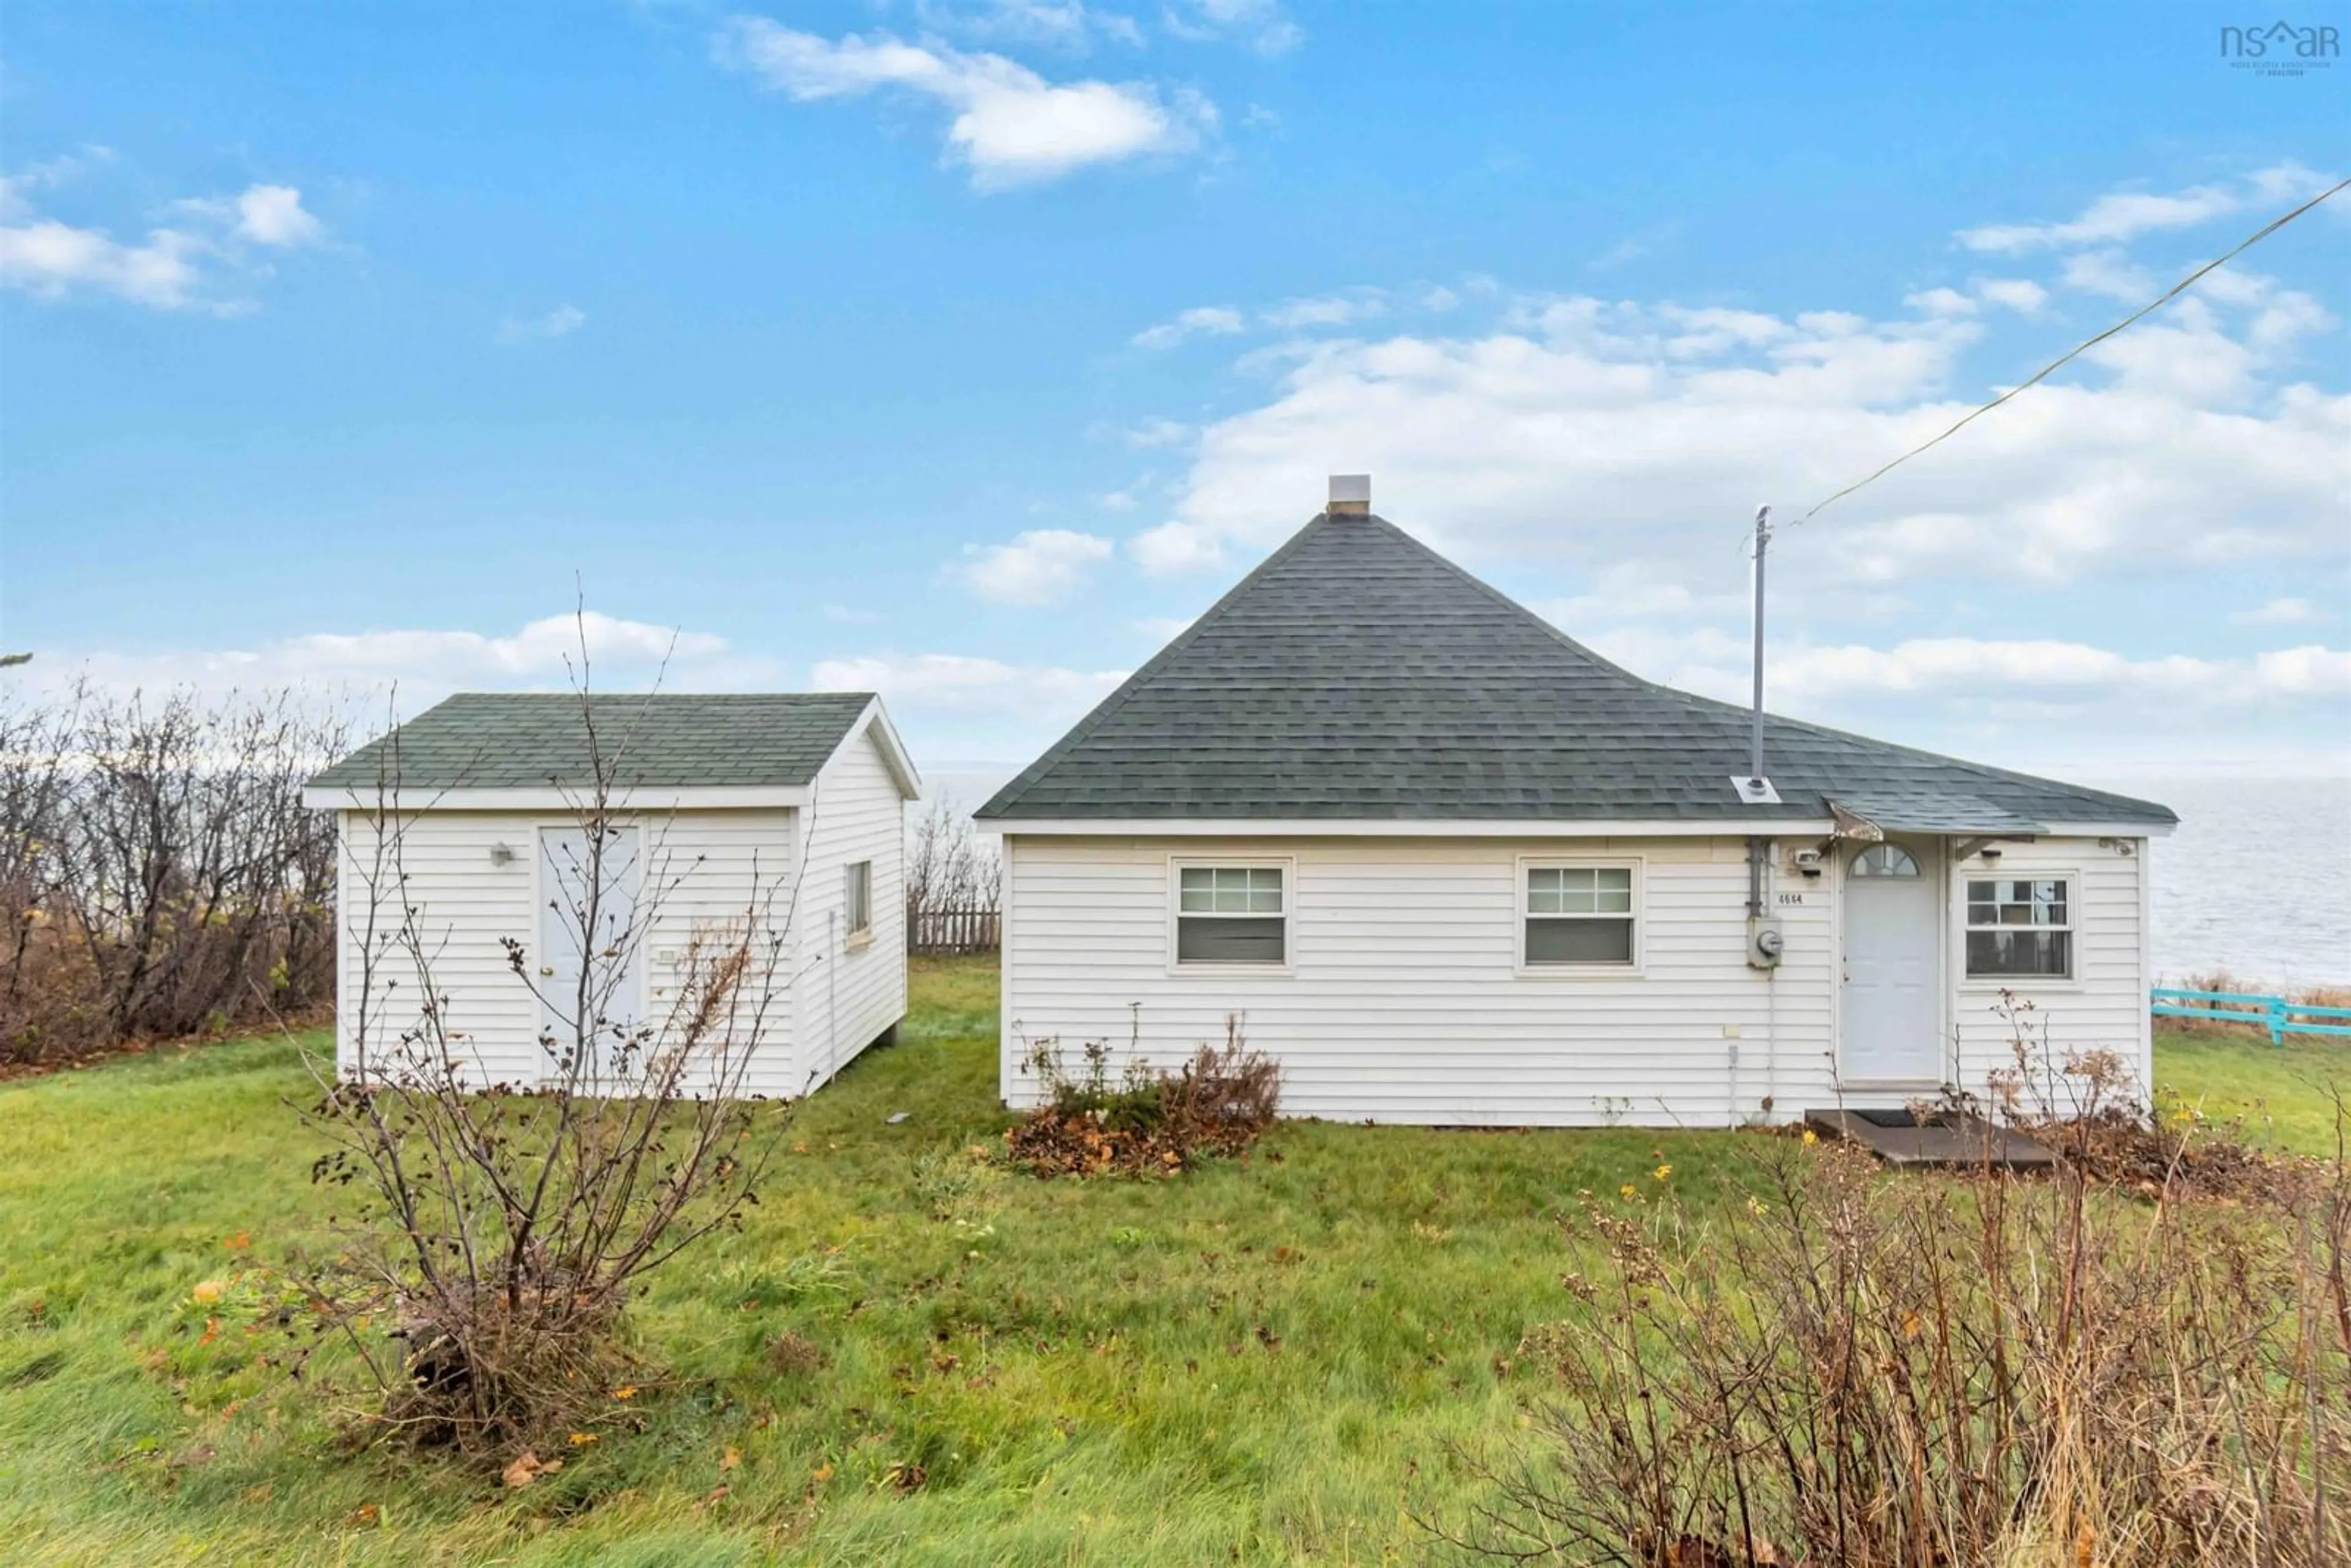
[977,485,2176,1127]
[303,692,920,1098]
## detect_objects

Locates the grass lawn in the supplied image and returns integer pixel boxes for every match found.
[1,958,2341,1566]
[2151,1027,2350,1156]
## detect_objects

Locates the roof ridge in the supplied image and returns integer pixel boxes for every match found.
[976,512,1344,818]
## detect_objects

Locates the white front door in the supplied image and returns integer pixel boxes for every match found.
[539,825,644,1088]
[1840,838,1942,1083]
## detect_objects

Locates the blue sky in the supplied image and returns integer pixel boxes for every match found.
[4,1,2346,779]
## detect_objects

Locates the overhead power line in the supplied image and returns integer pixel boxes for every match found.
[1792,174,2351,528]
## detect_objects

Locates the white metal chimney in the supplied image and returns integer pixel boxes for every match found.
[1328,474,1371,516]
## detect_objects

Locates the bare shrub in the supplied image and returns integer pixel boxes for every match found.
[1441,1097,2351,1565]
[904,798,999,920]
[1007,1015,1280,1176]
[0,683,344,1067]
[293,672,803,1461]
[1974,991,2308,1202]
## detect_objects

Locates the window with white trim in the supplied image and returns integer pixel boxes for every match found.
[1175,865,1286,965]
[845,860,873,939]
[1523,863,1637,966]
[1965,876,2071,978]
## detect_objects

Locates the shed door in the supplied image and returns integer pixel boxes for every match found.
[539,825,644,1088]
[1839,839,1941,1083]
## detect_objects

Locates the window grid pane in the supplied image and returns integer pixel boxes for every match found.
[1179,866,1282,917]
[1965,876,2071,931]
[1528,865,1635,918]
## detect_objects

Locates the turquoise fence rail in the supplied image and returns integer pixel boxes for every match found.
[2151,987,2351,1046]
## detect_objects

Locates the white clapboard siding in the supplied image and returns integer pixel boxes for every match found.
[1000,833,2144,1128]
[1002,835,1838,1128]
[1947,838,2150,1108]
[637,811,804,1100]
[336,808,801,1095]
[789,722,910,1095]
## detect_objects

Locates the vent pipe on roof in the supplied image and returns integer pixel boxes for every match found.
[1328,474,1371,516]
[1728,505,1780,808]
[1749,505,1771,788]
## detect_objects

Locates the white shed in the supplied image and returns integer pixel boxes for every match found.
[303,692,920,1098]
[976,485,2177,1128]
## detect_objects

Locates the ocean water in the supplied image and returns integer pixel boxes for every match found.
[2100,774,2351,990]
[917,768,2351,988]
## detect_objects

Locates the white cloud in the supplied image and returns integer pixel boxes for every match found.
[808,649,1129,759]
[918,0,1146,50]
[822,603,883,624]
[497,303,587,343]
[2233,596,2322,626]
[1582,626,2350,727]
[1589,238,1649,272]
[811,650,1124,712]
[0,218,206,309]
[1420,284,1461,313]
[41,612,772,709]
[1122,415,1193,447]
[714,16,1213,189]
[2060,249,2156,302]
[2,170,324,312]
[1957,162,2333,253]
[954,528,1115,604]
[1904,287,1976,318]
[1973,277,2049,313]
[1132,269,2347,597]
[1262,288,1387,330]
[1161,0,1302,55]
[1542,563,1746,628]
[174,183,324,248]
[1132,304,1244,349]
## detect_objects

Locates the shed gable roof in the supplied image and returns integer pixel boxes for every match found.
[306,691,885,795]
[977,512,2174,829]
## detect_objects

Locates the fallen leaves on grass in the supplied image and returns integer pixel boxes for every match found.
[501,1451,563,1489]
[1005,1034,1280,1179]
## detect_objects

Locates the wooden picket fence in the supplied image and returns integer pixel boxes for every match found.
[910,905,1000,956]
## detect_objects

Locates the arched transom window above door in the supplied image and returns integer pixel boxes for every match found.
[1850,844,1921,878]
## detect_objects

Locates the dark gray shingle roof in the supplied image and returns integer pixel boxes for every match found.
[307,692,875,793]
[977,513,2175,828]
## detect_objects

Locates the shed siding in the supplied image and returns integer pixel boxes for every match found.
[336,808,801,1095]
[1000,832,2146,1127]
[1002,835,1838,1127]
[790,723,910,1093]
[1947,837,2150,1106]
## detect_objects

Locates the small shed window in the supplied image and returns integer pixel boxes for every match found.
[1175,865,1286,966]
[1524,863,1638,967]
[1965,876,2072,978]
[845,860,873,939]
